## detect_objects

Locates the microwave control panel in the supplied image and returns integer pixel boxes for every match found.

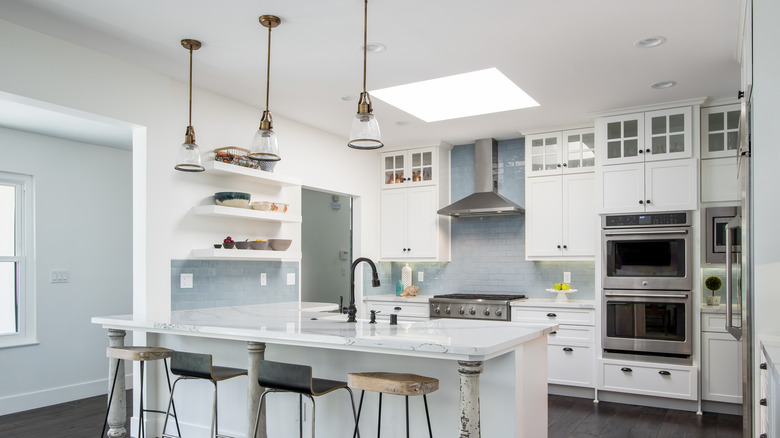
[603,212,690,228]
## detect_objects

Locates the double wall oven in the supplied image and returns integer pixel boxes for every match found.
[601,211,692,362]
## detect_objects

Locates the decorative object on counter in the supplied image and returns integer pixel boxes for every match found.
[347,0,383,150]
[369,310,379,324]
[389,313,398,325]
[396,279,404,296]
[223,236,235,249]
[214,191,251,208]
[249,15,282,162]
[401,285,419,297]
[401,263,412,288]
[268,238,292,251]
[175,39,205,172]
[547,286,577,302]
[251,200,274,211]
[347,257,381,322]
[213,146,261,169]
[213,243,222,249]
[271,202,288,213]
[249,239,268,250]
[705,275,723,306]
[235,240,250,249]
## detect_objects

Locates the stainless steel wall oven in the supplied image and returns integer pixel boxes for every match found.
[601,211,693,361]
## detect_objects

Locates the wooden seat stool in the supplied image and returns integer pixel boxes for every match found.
[101,346,181,438]
[161,351,248,438]
[348,372,439,438]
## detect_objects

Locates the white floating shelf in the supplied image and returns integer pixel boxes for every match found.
[203,161,302,187]
[191,248,302,261]
[191,205,302,223]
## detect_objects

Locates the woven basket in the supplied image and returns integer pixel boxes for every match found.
[213,147,261,169]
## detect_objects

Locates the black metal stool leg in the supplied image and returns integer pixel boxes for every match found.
[299,393,304,438]
[405,396,410,438]
[100,358,122,438]
[377,392,382,438]
[163,359,182,437]
[344,387,361,438]
[138,361,145,438]
[423,394,433,438]
[352,390,365,438]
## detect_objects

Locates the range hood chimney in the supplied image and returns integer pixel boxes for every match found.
[437,138,525,217]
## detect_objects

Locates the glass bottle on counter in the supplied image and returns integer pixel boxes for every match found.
[396,280,404,296]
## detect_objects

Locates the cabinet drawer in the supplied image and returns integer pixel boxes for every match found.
[513,308,595,326]
[548,344,594,387]
[701,312,741,332]
[548,325,595,344]
[364,301,429,318]
[601,362,695,400]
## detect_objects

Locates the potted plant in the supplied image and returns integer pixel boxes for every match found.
[705,275,723,306]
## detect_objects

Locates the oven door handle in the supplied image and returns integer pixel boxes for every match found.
[604,229,689,236]
[604,292,689,299]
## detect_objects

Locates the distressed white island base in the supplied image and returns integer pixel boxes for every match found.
[93,303,556,437]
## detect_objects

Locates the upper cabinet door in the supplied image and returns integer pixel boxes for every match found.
[408,149,436,187]
[644,107,692,161]
[701,104,741,159]
[526,132,565,177]
[382,152,406,188]
[563,128,596,173]
[597,113,645,165]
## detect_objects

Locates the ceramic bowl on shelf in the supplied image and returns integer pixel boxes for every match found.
[214,192,251,208]
[251,201,273,211]
[271,203,288,213]
[249,240,268,250]
[223,241,235,249]
[214,243,222,249]
[268,239,292,251]
[234,241,250,249]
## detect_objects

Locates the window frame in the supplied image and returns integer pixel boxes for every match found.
[0,171,36,348]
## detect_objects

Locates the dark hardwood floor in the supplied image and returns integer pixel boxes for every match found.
[0,392,743,437]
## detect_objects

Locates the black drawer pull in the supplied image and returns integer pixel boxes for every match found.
[761,362,768,370]
[394,306,402,311]
[563,347,573,352]
[760,434,767,438]
[550,331,557,335]
[621,367,633,373]
[760,398,767,406]
[659,370,671,376]
[546,313,557,318]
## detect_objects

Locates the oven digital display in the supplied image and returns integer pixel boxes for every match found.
[606,302,686,342]
[606,239,686,277]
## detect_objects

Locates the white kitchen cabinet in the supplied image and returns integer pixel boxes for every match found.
[381,147,437,189]
[597,158,697,213]
[363,296,430,321]
[512,302,596,388]
[759,338,780,438]
[600,360,696,400]
[526,128,595,177]
[379,145,450,261]
[701,104,741,159]
[701,157,740,202]
[597,107,692,165]
[701,332,743,403]
[525,173,595,260]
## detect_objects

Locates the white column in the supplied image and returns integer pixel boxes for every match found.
[247,342,267,438]
[107,329,127,438]
[458,360,483,437]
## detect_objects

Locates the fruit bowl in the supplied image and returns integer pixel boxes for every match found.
[249,240,268,250]
[268,239,292,251]
[214,192,251,208]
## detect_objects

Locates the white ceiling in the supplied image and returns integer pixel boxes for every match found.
[0,0,741,149]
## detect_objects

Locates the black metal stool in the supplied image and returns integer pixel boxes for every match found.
[101,346,180,438]
[161,351,248,438]
[252,360,360,437]
[348,372,438,438]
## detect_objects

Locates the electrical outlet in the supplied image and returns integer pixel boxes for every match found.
[287,273,296,285]
[180,273,193,289]
[563,272,571,284]
[260,273,267,286]
[418,271,424,282]
[50,269,70,283]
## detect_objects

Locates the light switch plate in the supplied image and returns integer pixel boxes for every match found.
[50,269,70,283]
[563,272,571,284]
[287,273,296,285]
[260,273,267,286]
[418,271,424,282]
[180,273,193,288]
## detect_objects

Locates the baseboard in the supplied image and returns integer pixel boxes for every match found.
[548,384,597,400]
[595,390,699,412]
[701,400,743,415]
[0,373,133,416]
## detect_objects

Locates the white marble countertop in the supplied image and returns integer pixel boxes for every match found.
[92,301,557,361]
[362,294,432,303]
[511,298,596,309]
[700,303,742,314]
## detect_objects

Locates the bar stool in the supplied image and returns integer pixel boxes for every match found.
[252,360,360,438]
[161,351,248,438]
[100,346,180,438]
[348,372,439,438]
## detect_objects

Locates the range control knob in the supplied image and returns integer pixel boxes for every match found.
[459,307,465,315]
[483,309,491,316]
[495,309,503,317]
[445,307,451,314]
[434,306,441,314]
[469,308,476,315]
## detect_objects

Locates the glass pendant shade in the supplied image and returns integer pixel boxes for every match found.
[250,129,280,161]
[349,112,383,149]
[175,126,205,172]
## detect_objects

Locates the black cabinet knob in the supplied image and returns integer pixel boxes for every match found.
[546,313,557,318]
[621,367,633,373]
[761,362,768,370]
[557,244,561,249]
[563,163,568,167]
[557,163,561,168]
[639,149,644,154]
[646,148,651,153]
[563,347,573,352]
[639,200,644,204]
[646,200,651,204]
[760,398,767,406]
[563,245,568,249]
[760,434,767,438]
[659,370,671,376]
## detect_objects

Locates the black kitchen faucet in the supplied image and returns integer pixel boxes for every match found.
[346,257,381,322]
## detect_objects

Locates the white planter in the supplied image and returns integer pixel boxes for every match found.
[705,295,721,306]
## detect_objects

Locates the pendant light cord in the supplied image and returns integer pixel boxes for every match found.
[188,46,193,127]
[362,0,368,93]
[266,24,272,111]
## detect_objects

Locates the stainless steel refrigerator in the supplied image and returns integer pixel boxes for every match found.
[725,84,753,438]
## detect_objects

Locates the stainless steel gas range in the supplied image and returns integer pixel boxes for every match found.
[429,294,526,321]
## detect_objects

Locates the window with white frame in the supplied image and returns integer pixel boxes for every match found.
[0,171,35,347]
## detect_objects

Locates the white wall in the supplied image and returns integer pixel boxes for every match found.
[0,127,132,414]
[0,18,382,413]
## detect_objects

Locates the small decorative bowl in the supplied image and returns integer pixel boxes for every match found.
[271,203,289,213]
[214,243,222,249]
[249,240,269,250]
[235,241,250,249]
[268,239,292,251]
[214,192,251,208]
[251,201,274,211]
[223,241,235,249]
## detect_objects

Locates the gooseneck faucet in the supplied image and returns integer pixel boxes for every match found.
[347,257,381,323]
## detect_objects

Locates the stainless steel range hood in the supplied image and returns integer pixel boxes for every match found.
[437,138,525,217]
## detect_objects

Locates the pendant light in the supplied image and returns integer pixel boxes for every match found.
[348,0,383,149]
[175,39,205,172]
[249,15,282,162]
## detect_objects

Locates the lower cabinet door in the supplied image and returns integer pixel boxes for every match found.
[548,344,594,387]
[601,362,696,400]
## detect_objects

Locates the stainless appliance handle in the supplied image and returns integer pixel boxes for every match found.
[604,292,688,299]
[604,229,689,237]
[725,215,743,340]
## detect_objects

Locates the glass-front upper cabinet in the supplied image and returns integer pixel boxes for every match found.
[526,128,594,177]
[701,103,741,159]
[597,107,692,165]
[381,147,436,188]
[597,113,645,165]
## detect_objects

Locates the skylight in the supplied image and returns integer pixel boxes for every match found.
[370,68,539,122]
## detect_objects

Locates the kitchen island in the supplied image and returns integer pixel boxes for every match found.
[93,302,556,437]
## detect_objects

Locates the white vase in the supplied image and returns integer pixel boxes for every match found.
[705,295,721,306]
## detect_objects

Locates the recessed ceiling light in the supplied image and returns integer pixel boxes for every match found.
[395,121,410,126]
[651,80,677,89]
[635,36,667,48]
[340,95,356,102]
[371,68,539,123]
[359,43,386,54]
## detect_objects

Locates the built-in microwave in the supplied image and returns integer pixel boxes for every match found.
[601,212,692,291]
[705,206,740,264]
